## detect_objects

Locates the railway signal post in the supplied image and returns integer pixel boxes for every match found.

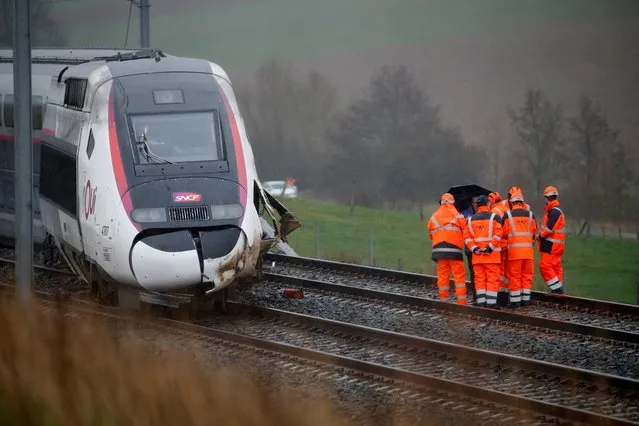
[13,0,34,302]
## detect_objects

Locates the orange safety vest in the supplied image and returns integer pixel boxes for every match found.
[490,203,508,222]
[502,205,537,260]
[539,199,565,256]
[427,204,467,261]
[463,205,502,264]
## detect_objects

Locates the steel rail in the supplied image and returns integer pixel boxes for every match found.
[264,272,639,345]
[226,301,639,393]
[264,253,639,317]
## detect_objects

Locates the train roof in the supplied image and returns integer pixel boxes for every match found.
[0,48,230,82]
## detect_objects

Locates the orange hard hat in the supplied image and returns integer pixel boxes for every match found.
[543,186,558,198]
[488,192,501,204]
[440,193,455,205]
[507,186,522,197]
[510,188,524,203]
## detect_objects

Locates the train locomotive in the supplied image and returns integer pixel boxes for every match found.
[0,48,300,310]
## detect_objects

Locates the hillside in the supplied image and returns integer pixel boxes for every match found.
[51,0,639,147]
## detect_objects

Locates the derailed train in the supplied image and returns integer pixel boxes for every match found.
[0,48,300,309]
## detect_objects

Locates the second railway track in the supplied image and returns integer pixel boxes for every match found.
[264,253,639,339]
[203,302,639,425]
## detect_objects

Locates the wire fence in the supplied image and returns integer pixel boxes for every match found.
[295,219,639,275]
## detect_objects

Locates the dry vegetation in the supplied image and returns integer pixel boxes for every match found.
[0,295,351,426]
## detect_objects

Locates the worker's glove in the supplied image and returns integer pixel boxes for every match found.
[484,246,493,255]
[472,248,480,255]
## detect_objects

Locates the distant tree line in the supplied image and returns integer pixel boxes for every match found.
[238,59,485,213]
[238,58,638,224]
[506,89,637,226]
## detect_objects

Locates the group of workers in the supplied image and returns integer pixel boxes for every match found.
[427,185,565,309]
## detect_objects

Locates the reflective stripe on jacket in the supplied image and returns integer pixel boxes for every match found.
[501,206,537,260]
[463,206,502,264]
[427,204,467,261]
[490,203,507,222]
[539,200,565,255]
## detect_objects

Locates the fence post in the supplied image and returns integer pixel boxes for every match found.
[369,229,374,266]
[315,220,320,258]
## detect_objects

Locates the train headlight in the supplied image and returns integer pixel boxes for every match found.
[210,204,244,219]
[131,208,167,223]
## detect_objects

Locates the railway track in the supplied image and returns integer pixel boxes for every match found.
[237,277,639,380]
[205,302,639,425]
[264,253,639,341]
[0,283,579,426]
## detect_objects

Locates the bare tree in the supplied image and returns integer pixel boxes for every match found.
[237,58,337,188]
[327,64,485,209]
[568,94,620,222]
[0,0,66,47]
[508,88,565,196]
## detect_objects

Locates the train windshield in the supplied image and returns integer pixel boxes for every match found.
[129,111,224,164]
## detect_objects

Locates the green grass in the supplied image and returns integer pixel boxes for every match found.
[58,0,639,72]
[279,197,639,304]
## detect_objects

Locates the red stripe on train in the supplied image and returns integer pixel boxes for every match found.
[219,89,247,209]
[108,88,139,231]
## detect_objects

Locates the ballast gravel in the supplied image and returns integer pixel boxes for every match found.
[236,281,639,380]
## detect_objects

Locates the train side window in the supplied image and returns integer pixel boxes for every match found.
[86,129,95,159]
[3,95,14,128]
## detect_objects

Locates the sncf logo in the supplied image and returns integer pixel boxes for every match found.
[172,192,202,203]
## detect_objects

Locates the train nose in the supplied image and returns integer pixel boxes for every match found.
[130,230,202,291]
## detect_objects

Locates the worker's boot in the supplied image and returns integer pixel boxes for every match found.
[521,299,531,307]
[509,301,521,309]
[551,287,564,295]
[497,291,508,307]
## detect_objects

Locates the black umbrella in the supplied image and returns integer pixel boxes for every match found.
[446,184,493,214]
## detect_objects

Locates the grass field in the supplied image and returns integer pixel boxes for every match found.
[278,197,639,304]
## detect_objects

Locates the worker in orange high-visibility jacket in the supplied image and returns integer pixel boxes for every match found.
[427,193,468,305]
[463,195,503,309]
[501,189,537,308]
[500,186,531,212]
[489,192,510,306]
[537,186,565,295]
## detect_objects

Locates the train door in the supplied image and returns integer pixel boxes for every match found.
[77,83,119,274]
[78,118,99,262]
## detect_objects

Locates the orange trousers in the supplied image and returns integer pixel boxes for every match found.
[436,259,467,305]
[507,259,534,303]
[539,252,564,292]
[472,263,500,306]
[498,251,509,293]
